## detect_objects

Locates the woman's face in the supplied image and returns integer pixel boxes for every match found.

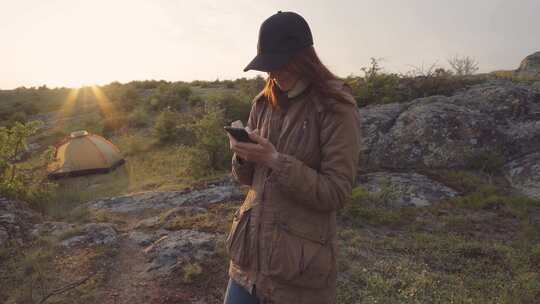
[267,68,299,91]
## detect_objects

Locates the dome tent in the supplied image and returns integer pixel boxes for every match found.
[47,130,125,179]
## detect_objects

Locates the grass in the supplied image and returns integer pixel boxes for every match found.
[160,203,237,233]
[336,215,540,303]
[0,236,119,304]
[35,130,230,221]
[182,263,203,283]
[334,177,540,303]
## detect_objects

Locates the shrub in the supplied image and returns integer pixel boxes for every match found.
[153,109,195,145]
[128,106,151,128]
[181,146,212,178]
[119,134,152,156]
[102,116,127,137]
[151,82,192,111]
[347,58,486,107]
[207,92,251,124]
[190,108,231,171]
[9,111,28,125]
[466,151,505,175]
[447,54,479,76]
[0,121,56,206]
[348,58,401,106]
[235,75,266,97]
[439,170,485,193]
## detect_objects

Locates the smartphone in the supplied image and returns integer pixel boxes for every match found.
[224,126,257,144]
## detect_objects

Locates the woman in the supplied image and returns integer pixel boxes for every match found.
[224,11,361,304]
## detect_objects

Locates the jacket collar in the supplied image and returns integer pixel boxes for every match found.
[286,78,310,99]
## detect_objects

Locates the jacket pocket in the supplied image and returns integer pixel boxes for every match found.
[226,205,254,268]
[266,220,333,288]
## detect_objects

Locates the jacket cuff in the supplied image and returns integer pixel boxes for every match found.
[233,153,244,165]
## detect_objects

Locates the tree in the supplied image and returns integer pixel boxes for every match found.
[447,55,479,76]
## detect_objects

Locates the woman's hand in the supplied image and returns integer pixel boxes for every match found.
[228,128,279,169]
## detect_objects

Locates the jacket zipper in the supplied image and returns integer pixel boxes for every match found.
[292,118,308,156]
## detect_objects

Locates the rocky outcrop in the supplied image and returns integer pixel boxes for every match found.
[127,228,220,276]
[0,197,42,247]
[85,183,243,215]
[356,172,458,207]
[356,80,540,200]
[134,206,207,229]
[357,81,540,173]
[515,51,540,77]
[59,223,119,247]
[504,152,540,198]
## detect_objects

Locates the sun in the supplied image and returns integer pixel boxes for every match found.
[90,85,116,118]
[55,85,117,132]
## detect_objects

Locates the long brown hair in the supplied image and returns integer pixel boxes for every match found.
[262,46,351,109]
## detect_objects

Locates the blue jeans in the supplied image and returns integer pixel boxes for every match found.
[223,278,260,304]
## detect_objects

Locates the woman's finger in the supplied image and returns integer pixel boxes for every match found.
[235,141,262,151]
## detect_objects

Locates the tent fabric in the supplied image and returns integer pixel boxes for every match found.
[47,130,125,179]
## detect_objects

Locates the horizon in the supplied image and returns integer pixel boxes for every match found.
[1,0,539,90]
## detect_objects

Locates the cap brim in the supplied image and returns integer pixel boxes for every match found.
[243,52,293,72]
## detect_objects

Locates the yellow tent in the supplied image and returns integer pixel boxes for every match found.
[47,130,125,179]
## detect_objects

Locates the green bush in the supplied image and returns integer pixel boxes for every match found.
[466,151,505,174]
[439,170,485,194]
[119,134,152,156]
[0,121,56,206]
[128,106,151,128]
[190,108,232,172]
[347,58,486,107]
[207,92,251,124]
[182,146,212,179]
[102,116,127,137]
[348,58,401,106]
[9,111,28,125]
[151,82,192,111]
[153,109,195,145]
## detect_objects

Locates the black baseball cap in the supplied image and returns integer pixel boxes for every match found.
[244,11,313,72]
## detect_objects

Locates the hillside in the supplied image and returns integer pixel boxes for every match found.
[1,54,540,303]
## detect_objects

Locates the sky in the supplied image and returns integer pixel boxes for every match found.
[1,0,539,89]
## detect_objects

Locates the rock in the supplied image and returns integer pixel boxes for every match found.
[358,81,540,173]
[356,172,458,207]
[504,152,540,198]
[140,229,220,276]
[515,51,540,77]
[134,206,207,229]
[31,221,76,238]
[0,197,42,247]
[127,229,168,247]
[59,223,118,247]
[161,206,207,221]
[134,217,162,230]
[85,183,242,215]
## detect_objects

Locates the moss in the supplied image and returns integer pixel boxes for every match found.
[182,263,203,283]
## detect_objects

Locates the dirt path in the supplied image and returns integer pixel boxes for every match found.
[102,235,161,304]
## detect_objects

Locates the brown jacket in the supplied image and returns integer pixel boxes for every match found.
[226,80,361,304]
